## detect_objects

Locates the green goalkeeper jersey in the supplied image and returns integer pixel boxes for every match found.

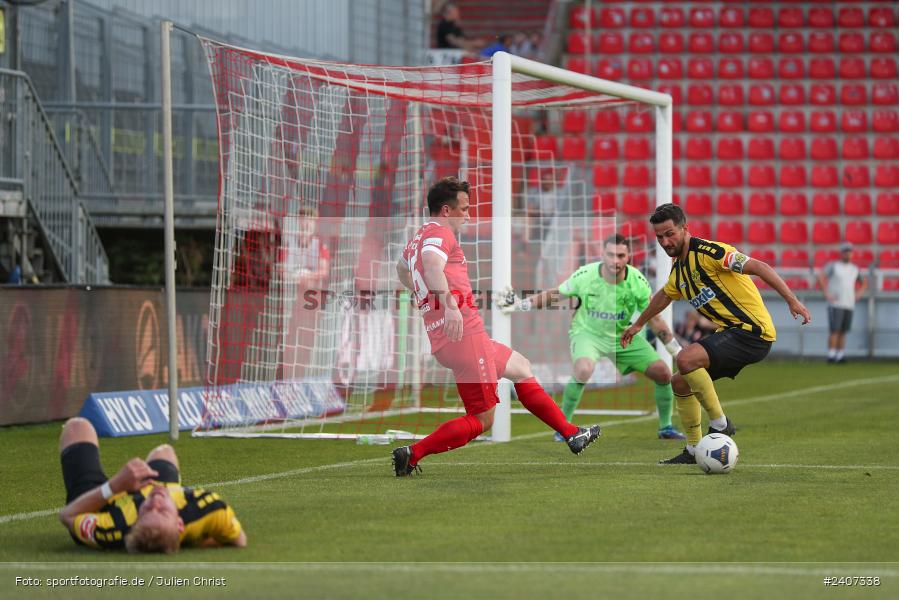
[558,262,652,347]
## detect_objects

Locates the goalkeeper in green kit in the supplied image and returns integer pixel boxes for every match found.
[499,233,685,440]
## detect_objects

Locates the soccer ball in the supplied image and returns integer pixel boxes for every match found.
[694,433,739,474]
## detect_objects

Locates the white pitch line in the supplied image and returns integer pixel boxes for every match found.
[2,374,898,526]
[0,562,896,578]
[426,461,899,471]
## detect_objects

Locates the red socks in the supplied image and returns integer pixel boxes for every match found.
[410,414,483,465]
[515,377,578,438]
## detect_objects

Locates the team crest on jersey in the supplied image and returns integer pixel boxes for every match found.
[79,515,98,541]
[691,270,702,284]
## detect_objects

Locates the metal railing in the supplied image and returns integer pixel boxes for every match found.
[0,68,109,283]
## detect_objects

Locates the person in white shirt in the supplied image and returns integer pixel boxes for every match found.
[816,242,868,363]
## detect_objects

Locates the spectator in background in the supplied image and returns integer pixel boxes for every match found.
[436,3,480,52]
[480,33,513,58]
[816,242,868,364]
[526,168,559,241]
[675,310,717,345]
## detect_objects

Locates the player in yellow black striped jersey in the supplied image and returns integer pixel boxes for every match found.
[621,203,811,465]
[58,418,247,553]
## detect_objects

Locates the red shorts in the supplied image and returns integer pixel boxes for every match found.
[433,333,513,416]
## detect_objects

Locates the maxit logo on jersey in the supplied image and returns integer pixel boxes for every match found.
[689,287,716,309]
[587,310,628,321]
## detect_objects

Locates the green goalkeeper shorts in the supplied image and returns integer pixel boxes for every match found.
[569,331,661,375]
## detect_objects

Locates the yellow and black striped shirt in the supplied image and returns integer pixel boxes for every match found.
[71,483,242,550]
[663,237,776,342]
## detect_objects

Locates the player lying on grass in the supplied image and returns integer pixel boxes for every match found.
[498,233,686,441]
[621,203,811,465]
[58,417,247,553]
[392,176,600,476]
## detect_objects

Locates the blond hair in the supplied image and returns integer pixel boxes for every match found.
[124,521,181,554]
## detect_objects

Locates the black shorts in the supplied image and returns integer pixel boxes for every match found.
[696,327,772,381]
[61,442,180,503]
[828,307,854,334]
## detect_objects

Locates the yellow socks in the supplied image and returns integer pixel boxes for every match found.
[675,392,702,446]
[682,368,724,421]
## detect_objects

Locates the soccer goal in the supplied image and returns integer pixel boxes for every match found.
[186,35,673,442]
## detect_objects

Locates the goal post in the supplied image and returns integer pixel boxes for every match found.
[189,36,674,442]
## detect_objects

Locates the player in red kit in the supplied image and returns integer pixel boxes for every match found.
[392,177,600,476]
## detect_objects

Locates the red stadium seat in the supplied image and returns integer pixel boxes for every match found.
[719,6,744,28]
[594,111,621,133]
[628,32,654,54]
[811,165,839,188]
[813,250,840,268]
[689,32,714,54]
[870,7,896,28]
[778,7,803,28]
[563,57,589,75]
[779,111,806,133]
[716,164,743,188]
[839,32,866,54]
[621,219,649,242]
[660,7,685,28]
[748,7,774,28]
[778,57,804,80]
[562,110,587,134]
[593,138,619,160]
[687,58,714,79]
[785,277,810,291]
[716,221,744,244]
[718,32,743,53]
[778,32,804,53]
[810,137,839,160]
[748,138,774,160]
[811,111,837,133]
[780,193,807,216]
[593,193,616,213]
[872,58,898,80]
[873,138,899,160]
[690,7,715,28]
[659,32,684,54]
[841,111,868,133]
[809,58,836,80]
[625,112,652,133]
[873,111,899,133]
[779,137,806,160]
[749,83,775,106]
[841,84,867,107]
[621,191,649,215]
[627,58,653,81]
[871,32,896,54]
[658,84,682,105]
[781,249,810,268]
[717,111,743,133]
[718,58,743,80]
[567,32,590,54]
[717,193,743,215]
[809,8,834,28]
[596,58,624,80]
[623,138,651,161]
[844,193,872,216]
[873,83,899,106]
[748,111,774,133]
[534,135,557,158]
[685,193,712,216]
[845,221,873,245]
[843,165,871,188]
[748,193,776,216]
[748,58,774,79]
[568,5,596,29]
[748,165,776,187]
[752,249,777,267]
[717,137,743,160]
[810,84,837,106]
[875,165,899,188]
[686,137,712,160]
[811,193,840,216]
[598,7,625,28]
[672,165,681,187]
[672,138,682,160]
[748,32,774,54]
[839,58,866,80]
[780,84,805,106]
[598,32,624,54]
[657,58,683,80]
[623,165,650,187]
[852,249,873,269]
[687,84,713,106]
[813,221,841,245]
[878,222,899,245]
[689,220,712,240]
[780,165,806,188]
[561,136,586,160]
[748,221,776,244]
[686,165,712,188]
[838,7,864,28]
[593,164,617,187]
[629,7,654,28]
[842,137,869,160]
[877,193,899,216]
[780,221,808,244]
[808,31,835,53]
[718,84,744,106]
[685,111,713,133]
[879,250,899,269]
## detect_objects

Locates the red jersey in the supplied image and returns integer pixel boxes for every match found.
[402,221,485,352]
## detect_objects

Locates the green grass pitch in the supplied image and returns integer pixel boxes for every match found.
[1,361,897,599]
